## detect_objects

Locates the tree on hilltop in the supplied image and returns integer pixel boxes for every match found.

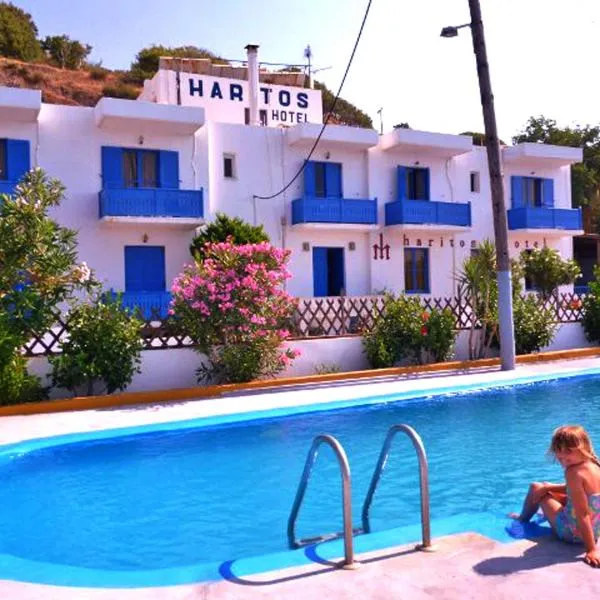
[0,2,42,61]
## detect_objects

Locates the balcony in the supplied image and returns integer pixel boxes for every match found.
[99,188,204,226]
[385,199,471,231]
[507,207,583,236]
[113,291,172,320]
[291,196,378,229]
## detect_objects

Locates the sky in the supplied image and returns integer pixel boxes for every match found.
[14,0,600,141]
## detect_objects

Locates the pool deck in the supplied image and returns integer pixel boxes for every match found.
[2,356,600,598]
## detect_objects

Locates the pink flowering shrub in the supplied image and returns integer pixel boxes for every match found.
[170,240,300,383]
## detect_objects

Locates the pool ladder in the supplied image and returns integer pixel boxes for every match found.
[286,424,432,569]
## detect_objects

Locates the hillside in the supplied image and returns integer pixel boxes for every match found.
[0,58,373,128]
[0,58,140,105]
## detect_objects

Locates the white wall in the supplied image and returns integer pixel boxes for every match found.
[27,323,594,398]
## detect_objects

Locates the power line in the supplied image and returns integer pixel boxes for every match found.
[253,0,373,201]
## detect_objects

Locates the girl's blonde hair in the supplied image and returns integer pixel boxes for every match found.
[549,425,600,466]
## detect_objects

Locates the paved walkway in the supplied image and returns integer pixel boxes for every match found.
[2,357,600,598]
[1,533,599,599]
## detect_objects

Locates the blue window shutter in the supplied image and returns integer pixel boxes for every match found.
[304,161,316,196]
[511,176,524,208]
[125,246,166,291]
[397,166,408,200]
[542,178,554,207]
[312,247,328,297]
[325,163,342,198]
[101,146,123,189]
[6,139,30,182]
[159,150,179,189]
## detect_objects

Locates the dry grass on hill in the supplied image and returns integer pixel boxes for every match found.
[0,58,142,106]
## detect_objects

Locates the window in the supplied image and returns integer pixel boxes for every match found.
[122,149,158,188]
[397,166,430,201]
[305,161,342,198]
[102,147,179,190]
[524,177,543,207]
[511,176,553,209]
[244,108,268,126]
[404,248,429,293]
[0,140,6,181]
[223,154,236,179]
[470,171,480,193]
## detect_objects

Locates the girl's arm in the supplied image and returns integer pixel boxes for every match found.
[566,469,600,567]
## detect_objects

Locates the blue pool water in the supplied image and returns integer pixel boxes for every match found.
[1,372,599,586]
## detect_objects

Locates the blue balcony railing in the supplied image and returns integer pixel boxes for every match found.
[291,196,377,225]
[112,291,172,320]
[99,188,203,219]
[507,207,582,231]
[0,181,17,195]
[385,199,471,227]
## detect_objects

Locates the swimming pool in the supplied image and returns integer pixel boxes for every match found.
[1,369,599,588]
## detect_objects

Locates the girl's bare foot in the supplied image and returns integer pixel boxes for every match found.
[507,512,521,520]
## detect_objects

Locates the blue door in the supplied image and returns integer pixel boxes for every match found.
[313,247,345,296]
[124,246,166,291]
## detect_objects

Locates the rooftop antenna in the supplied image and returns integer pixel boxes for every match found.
[304,44,313,88]
[377,107,383,135]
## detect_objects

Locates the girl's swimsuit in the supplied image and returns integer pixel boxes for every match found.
[555,492,600,543]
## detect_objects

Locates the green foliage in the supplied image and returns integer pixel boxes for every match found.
[41,35,91,69]
[88,65,108,80]
[0,2,42,61]
[0,168,94,402]
[313,81,373,129]
[314,362,342,375]
[50,294,143,395]
[582,265,600,344]
[102,83,139,100]
[513,295,557,354]
[422,309,457,363]
[459,131,507,146]
[130,44,229,77]
[362,295,456,368]
[513,116,600,214]
[190,213,269,260]
[520,246,581,299]
[0,354,46,405]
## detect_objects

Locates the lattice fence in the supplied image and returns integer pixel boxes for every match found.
[21,292,586,356]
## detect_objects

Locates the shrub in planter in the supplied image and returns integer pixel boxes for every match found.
[0,355,47,406]
[513,294,557,354]
[50,294,143,395]
[171,241,299,384]
[362,295,456,368]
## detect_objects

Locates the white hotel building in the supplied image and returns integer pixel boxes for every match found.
[0,46,584,318]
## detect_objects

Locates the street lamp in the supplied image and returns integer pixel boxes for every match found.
[441,0,516,371]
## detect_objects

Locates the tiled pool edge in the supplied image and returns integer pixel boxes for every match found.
[2,364,600,459]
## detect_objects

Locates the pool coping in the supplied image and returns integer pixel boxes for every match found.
[3,346,600,417]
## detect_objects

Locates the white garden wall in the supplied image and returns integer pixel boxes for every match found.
[27,322,594,399]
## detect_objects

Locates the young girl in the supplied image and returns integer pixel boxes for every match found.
[509,425,600,568]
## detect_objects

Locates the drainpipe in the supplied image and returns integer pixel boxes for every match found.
[245,44,260,126]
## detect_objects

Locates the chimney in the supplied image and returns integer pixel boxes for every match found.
[245,44,260,126]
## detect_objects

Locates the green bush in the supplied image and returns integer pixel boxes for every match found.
[362,295,456,368]
[513,295,557,354]
[88,65,108,80]
[0,354,46,406]
[50,294,143,395]
[102,83,139,100]
[190,213,269,260]
[582,265,600,343]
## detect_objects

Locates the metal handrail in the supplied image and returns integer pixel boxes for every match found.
[361,424,432,550]
[287,434,355,568]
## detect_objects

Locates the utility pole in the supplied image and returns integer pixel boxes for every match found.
[468,0,516,370]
